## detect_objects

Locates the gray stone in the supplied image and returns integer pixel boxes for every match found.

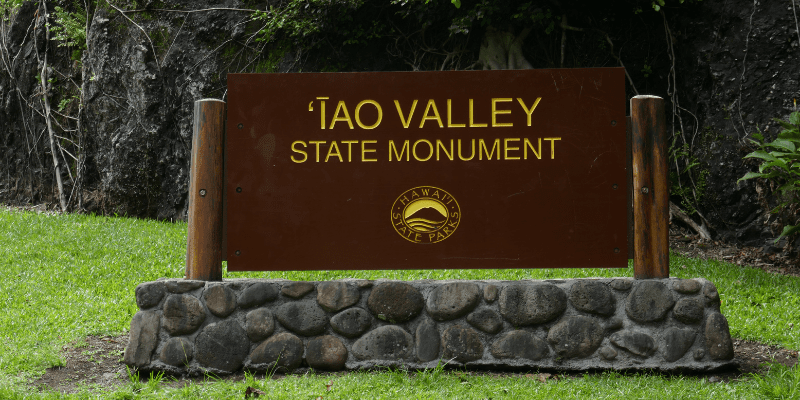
[599,346,617,360]
[238,282,279,308]
[248,332,304,371]
[353,325,413,360]
[276,301,329,336]
[135,282,166,309]
[610,330,657,357]
[245,308,275,342]
[195,320,250,373]
[673,298,704,324]
[367,282,424,323]
[317,282,360,312]
[704,312,734,360]
[165,280,205,294]
[673,279,701,294]
[499,283,567,326]
[569,281,615,316]
[162,294,206,335]
[625,281,675,322]
[661,327,697,362]
[604,317,623,332]
[281,282,315,299]
[123,310,160,367]
[426,282,481,321]
[466,308,503,334]
[306,336,348,371]
[330,307,372,338]
[356,280,374,289]
[490,331,549,361]
[204,285,237,317]
[693,349,706,360]
[442,325,484,363]
[415,319,440,362]
[703,282,720,305]
[546,316,604,359]
[484,284,499,302]
[610,279,632,291]
[160,337,193,367]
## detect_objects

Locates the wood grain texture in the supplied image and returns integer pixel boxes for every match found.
[186,99,225,281]
[631,96,669,279]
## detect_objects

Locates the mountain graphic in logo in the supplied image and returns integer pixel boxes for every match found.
[391,186,461,244]
[404,203,447,232]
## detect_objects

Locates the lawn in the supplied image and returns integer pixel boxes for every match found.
[1,207,799,399]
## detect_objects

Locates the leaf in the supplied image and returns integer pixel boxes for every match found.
[325,380,334,391]
[775,224,800,243]
[765,139,796,152]
[744,150,779,162]
[751,132,764,142]
[738,171,768,182]
[790,111,800,126]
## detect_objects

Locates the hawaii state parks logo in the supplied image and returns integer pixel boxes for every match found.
[391,186,460,244]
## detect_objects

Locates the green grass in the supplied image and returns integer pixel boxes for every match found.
[1,207,799,399]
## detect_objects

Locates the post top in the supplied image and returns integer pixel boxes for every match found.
[632,95,663,100]
[196,98,226,103]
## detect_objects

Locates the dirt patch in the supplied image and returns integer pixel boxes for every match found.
[30,333,798,394]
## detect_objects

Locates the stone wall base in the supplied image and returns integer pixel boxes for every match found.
[123,278,734,374]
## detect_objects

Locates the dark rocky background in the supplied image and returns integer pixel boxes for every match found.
[1,0,799,252]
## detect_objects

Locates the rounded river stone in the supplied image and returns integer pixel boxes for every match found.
[499,283,567,326]
[569,281,615,316]
[625,281,675,322]
[673,279,701,294]
[276,300,328,336]
[352,325,413,360]
[367,282,424,323]
[704,312,734,360]
[546,316,604,359]
[281,281,315,299]
[415,319,440,362]
[165,280,204,294]
[317,281,360,312]
[135,281,165,309]
[491,331,549,361]
[245,308,275,342]
[160,337,193,367]
[609,279,632,291]
[673,298,704,324]
[610,330,657,357]
[484,285,499,303]
[661,327,696,362]
[123,310,160,367]
[238,282,279,308]
[248,332,304,371]
[441,325,484,363]
[598,346,618,360]
[195,320,250,372]
[330,307,372,338]
[204,285,237,317]
[306,336,348,371]
[466,308,503,334]
[426,282,481,321]
[703,282,720,306]
[162,294,206,335]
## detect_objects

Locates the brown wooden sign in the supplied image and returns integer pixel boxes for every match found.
[224,69,628,271]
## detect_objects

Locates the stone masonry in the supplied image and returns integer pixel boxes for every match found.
[124,278,734,374]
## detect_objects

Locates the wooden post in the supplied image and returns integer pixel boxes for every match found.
[631,95,669,279]
[186,99,225,281]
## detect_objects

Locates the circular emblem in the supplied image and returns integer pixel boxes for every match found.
[391,186,460,244]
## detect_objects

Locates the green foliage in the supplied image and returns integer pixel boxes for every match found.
[50,5,87,60]
[669,136,707,215]
[750,364,800,399]
[253,0,365,45]
[739,112,800,243]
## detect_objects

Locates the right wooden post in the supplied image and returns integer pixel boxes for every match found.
[631,95,669,279]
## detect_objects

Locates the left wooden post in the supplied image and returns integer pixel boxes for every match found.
[186,99,225,281]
